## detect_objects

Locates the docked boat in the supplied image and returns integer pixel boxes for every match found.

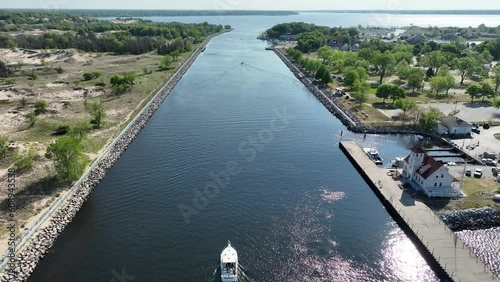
[201,46,206,52]
[391,157,405,168]
[220,240,238,282]
[363,148,383,165]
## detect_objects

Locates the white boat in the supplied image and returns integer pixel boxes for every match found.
[391,157,405,168]
[220,240,238,282]
[363,148,383,165]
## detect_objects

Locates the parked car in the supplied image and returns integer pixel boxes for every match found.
[465,169,472,176]
[492,167,499,177]
[473,168,483,178]
[472,128,481,134]
[447,162,457,166]
[482,158,498,166]
[493,194,500,203]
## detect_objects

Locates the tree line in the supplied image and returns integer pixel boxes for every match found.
[0,11,225,55]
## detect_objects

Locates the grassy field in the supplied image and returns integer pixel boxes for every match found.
[421,177,500,211]
[0,44,202,241]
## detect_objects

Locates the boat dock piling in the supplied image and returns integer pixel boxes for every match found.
[339,141,497,281]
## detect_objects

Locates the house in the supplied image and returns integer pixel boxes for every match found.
[401,147,462,198]
[279,34,296,41]
[437,117,473,137]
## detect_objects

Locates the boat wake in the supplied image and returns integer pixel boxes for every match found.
[211,263,256,282]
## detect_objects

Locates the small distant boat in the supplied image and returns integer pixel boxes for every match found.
[221,240,238,282]
[241,62,244,65]
[201,46,206,52]
[391,157,405,168]
[363,148,383,165]
[265,46,273,50]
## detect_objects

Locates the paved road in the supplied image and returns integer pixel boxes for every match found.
[381,102,500,122]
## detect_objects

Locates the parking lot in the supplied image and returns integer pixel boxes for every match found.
[450,125,500,161]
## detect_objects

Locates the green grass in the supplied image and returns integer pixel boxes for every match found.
[83,136,108,154]
[423,177,500,211]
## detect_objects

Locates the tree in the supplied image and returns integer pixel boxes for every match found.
[371,50,396,84]
[375,84,391,103]
[429,76,448,96]
[443,74,456,95]
[160,54,173,70]
[417,107,443,131]
[315,64,327,80]
[492,65,500,92]
[171,49,181,61]
[317,46,333,64]
[46,136,88,183]
[25,111,38,127]
[343,66,368,87]
[376,84,405,104]
[420,51,446,74]
[353,81,370,94]
[407,72,424,92]
[389,85,406,104]
[352,91,368,108]
[395,98,417,115]
[110,72,136,94]
[89,100,105,128]
[34,99,48,113]
[321,69,333,84]
[452,57,478,85]
[480,82,495,101]
[493,98,500,109]
[395,61,413,80]
[466,84,482,102]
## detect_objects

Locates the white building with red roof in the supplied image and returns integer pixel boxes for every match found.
[401,147,463,198]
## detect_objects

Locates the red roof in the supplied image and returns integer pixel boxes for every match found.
[411,147,426,154]
[418,153,444,179]
[405,147,445,179]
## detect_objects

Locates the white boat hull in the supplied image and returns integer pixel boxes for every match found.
[221,241,238,282]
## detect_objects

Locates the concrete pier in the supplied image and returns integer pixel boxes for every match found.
[339,141,497,282]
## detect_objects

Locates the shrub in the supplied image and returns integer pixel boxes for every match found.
[0,136,8,158]
[25,111,38,127]
[13,150,36,171]
[83,71,103,81]
[34,99,48,113]
[56,65,64,74]
[29,73,38,80]
[54,125,70,136]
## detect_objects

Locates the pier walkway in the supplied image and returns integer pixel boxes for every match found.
[339,141,497,282]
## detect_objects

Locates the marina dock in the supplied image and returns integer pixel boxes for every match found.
[339,141,497,281]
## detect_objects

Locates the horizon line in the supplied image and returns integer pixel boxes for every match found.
[2,8,500,11]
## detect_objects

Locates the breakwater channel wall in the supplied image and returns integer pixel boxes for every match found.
[0,31,226,282]
[273,47,484,165]
[339,141,498,282]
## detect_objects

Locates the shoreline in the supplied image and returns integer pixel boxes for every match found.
[0,31,228,282]
[272,47,500,230]
[339,141,498,280]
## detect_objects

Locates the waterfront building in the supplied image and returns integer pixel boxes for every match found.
[436,117,473,137]
[401,147,463,198]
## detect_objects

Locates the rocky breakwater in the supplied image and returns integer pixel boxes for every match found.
[439,207,500,231]
[0,33,220,282]
[273,48,423,136]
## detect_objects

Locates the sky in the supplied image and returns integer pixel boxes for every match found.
[0,0,499,10]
